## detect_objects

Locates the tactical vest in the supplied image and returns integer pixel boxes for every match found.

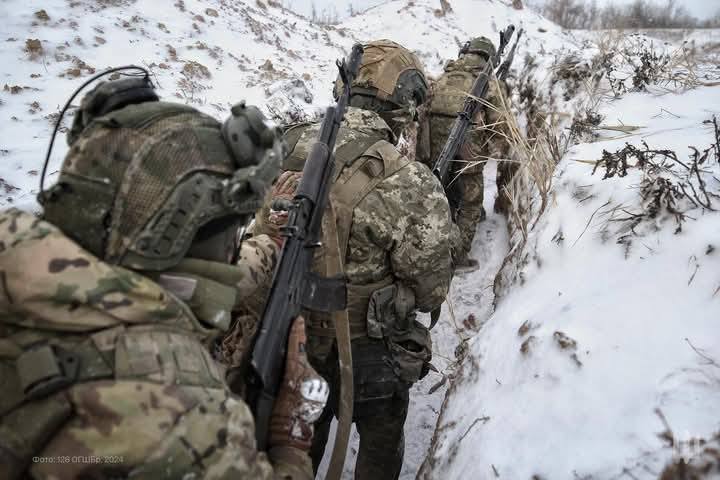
[429,68,477,118]
[0,210,239,479]
[282,120,411,339]
[426,60,493,172]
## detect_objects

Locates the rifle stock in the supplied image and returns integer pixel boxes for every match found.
[247,43,364,450]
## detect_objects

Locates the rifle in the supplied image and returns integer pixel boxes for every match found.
[432,25,523,185]
[496,28,524,81]
[246,43,364,450]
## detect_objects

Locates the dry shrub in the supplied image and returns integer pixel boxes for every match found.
[34,10,50,21]
[467,73,563,299]
[490,40,611,299]
[535,0,710,30]
[24,39,43,60]
[592,131,719,244]
[658,421,720,479]
[176,75,208,105]
[182,60,211,79]
[597,34,710,96]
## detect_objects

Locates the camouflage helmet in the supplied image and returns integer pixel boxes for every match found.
[459,36,497,61]
[335,39,429,112]
[41,83,283,271]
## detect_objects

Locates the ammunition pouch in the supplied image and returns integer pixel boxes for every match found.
[366,283,432,385]
[8,327,224,407]
[16,345,81,401]
[366,283,415,339]
[1,327,225,480]
[386,320,432,384]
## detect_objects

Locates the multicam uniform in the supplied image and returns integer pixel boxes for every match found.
[0,92,314,480]
[419,38,513,262]
[265,106,453,479]
[0,210,306,480]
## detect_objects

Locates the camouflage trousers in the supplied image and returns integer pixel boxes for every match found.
[311,389,409,480]
[308,337,410,480]
[450,158,519,260]
[450,167,485,260]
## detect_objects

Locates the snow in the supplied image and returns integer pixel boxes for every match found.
[0,0,570,212]
[0,1,571,477]
[422,69,720,479]
[2,0,719,479]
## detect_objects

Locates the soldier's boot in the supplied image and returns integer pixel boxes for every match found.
[454,203,484,274]
[494,193,509,215]
[353,390,409,480]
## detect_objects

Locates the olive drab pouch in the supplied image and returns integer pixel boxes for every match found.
[387,320,433,384]
[366,282,415,338]
[365,283,431,384]
[366,284,395,339]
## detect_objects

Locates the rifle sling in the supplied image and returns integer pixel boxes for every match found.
[323,201,353,480]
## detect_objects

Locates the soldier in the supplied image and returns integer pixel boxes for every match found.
[253,40,454,479]
[0,76,327,479]
[419,36,514,270]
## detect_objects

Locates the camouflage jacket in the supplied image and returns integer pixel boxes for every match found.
[274,108,453,320]
[0,209,309,480]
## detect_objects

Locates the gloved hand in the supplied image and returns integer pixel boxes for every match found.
[253,170,302,247]
[269,316,329,451]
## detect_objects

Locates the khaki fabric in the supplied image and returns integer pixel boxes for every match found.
[335,40,426,101]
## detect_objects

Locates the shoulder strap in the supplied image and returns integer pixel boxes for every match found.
[330,139,411,261]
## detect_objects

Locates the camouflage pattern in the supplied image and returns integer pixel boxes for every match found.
[0,209,311,480]
[42,101,282,272]
[335,40,428,106]
[262,107,452,479]
[234,234,279,316]
[421,52,513,260]
[281,108,452,313]
[335,40,428,144]
[343,153,452,307]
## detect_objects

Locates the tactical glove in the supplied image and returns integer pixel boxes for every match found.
[269,316,329,451]
[254,170,302,247]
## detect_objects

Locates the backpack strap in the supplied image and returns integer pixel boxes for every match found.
[330,139,411,261]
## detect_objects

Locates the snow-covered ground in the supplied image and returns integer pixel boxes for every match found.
[2,1,720,479]
[0,0,574,211]
[421,52,720,480]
